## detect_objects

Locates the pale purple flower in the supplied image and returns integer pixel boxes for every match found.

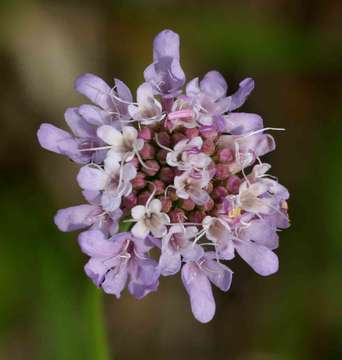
[166,137,211,171]
[128,82,164,125]
[55,190,122,235]
[77,151,136,212]
[174,171,210,205]
[144,29,185,98]
[75,73,133,126]
[182,252,233,323]
[79,230,159,299]
[37,107,106,164]
[37,29,290,324]
[131,198,170,239]
[159,225,201,276]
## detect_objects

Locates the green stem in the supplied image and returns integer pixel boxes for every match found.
[86,284,111,360]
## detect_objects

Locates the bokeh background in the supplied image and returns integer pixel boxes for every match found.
[0,0,341,359]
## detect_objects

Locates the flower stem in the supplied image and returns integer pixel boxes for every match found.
[86,284,111,360]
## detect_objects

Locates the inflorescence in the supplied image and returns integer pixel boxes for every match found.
[37,30,290,323]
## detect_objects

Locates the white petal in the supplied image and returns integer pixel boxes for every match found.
[131,205,146,220]
[131,221,149,239]
[122,126,138,143]
[149,199,162,213]
[97,125,123,146]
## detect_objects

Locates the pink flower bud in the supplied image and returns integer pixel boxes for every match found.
[122,192,138,209]
[218,148,234,163]
[188,210,205,223]
[205,182,214,193]
[140,143,155,160]
[169,208,186,223]
[160,167,174,183]
[203,197,214,211]
[131,172,146,190]
[160,197,172,213]
[148,180,165,195]
[168,188,178,201]
[180,198,195,211]
[142,160,160,176]
[212,185,228,200]
[157,131,171,147]
[226,175,242,194]
[185,128,200,139]
[157,149,167,164]
[202,139,215,155]
[172,132,186,144]
[138,191,151,205]
[138,127,153,141]
[215,163,230,180]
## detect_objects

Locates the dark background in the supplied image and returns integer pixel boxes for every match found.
[0,0,341,359]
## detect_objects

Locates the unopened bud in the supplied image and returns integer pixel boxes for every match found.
[202,139,215,155]
[140,143,155,160]
[122,192,138,209]
[169,208,186,223]
[142,160,160,176]
[218,148,234,163]
[188,210,205,223]
[172,132,186,144]
[131,172,146,190]
[138,127,153,141]
[180,198,195,211]
[215,163,230,180]
[148,180,165,195]
[160,197,172,213]
[160,167,174,183]
[212,185,228,200]
[226,175,242,194]
[138,191,151,205]
[157,149,167,164]
[157,131,171,147]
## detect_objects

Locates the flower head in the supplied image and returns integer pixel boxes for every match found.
[37,29,290,323]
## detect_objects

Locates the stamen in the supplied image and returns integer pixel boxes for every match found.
[239,127,285,140]
[79,145,112,152]
[168,109,193,120]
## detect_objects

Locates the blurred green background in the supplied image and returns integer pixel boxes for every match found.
[0,0,341,359]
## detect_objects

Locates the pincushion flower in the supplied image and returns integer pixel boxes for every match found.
[37,29,290,323]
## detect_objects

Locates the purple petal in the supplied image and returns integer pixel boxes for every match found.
[78,229,119,257]
[102,267,128,298]
[144,57,185,97]
[64,107,96,138]
[159,250,182,276]
[128,258,159,299]
[54,204,100,232]
[202,259,233,291]
[77,166,106,191]
[82,190,101,204]
[78,104,111,126]
[37,123,73,154]
[240,219,279,250]
[101,191,121,212]
[228,78,255,111]
[115,78,133,102]
[200,71,227,100]
[75,73,113,110]
[235,240,279,276]
[153,29,180,60]
[84,258,108,287]
[222,113,264,135]
[181,262,216,323]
